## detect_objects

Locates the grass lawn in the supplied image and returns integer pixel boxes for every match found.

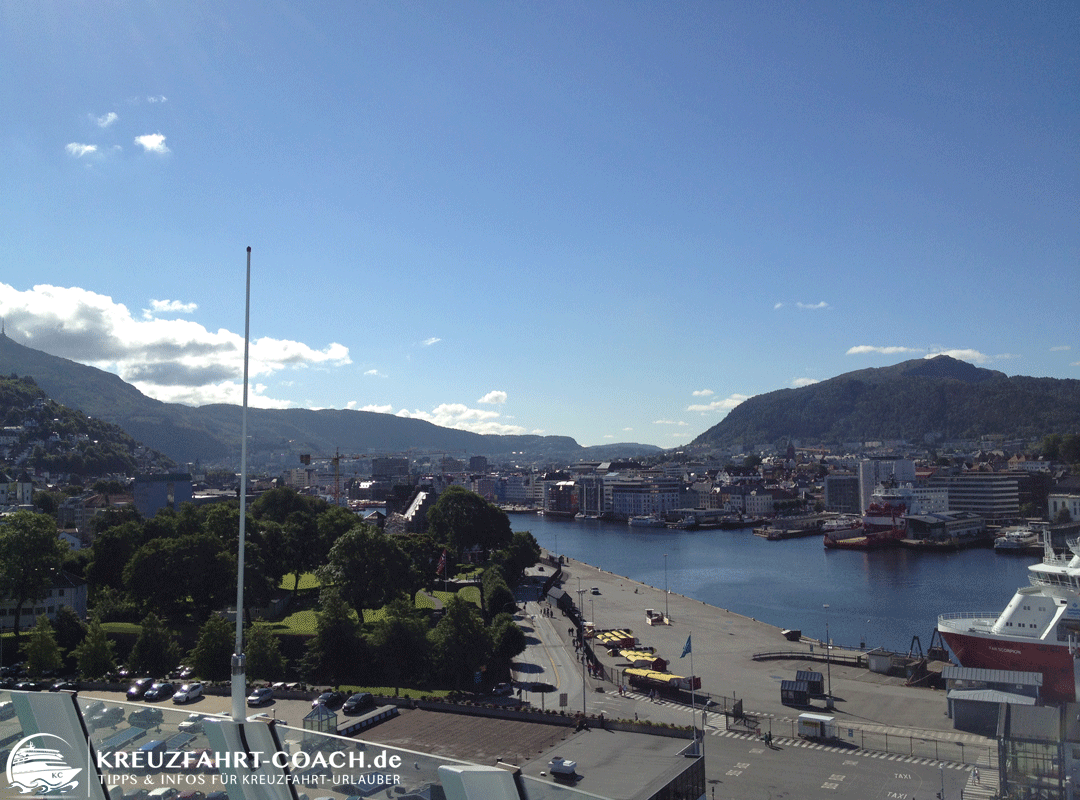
[100,622,142,635]
[278,572,321,591]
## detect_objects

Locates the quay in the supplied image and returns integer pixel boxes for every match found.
[549,554,995,765]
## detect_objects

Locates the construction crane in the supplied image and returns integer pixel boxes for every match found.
[299,448,361,506]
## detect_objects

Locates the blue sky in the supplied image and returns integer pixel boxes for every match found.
[1,1,1077,448]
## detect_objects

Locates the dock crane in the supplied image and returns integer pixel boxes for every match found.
[299,449,361,506]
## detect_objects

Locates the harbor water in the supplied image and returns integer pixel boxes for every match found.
[515,514,1034,654]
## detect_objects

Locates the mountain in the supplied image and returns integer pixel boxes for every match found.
[691,356,1080,450]
[0,334,661,467]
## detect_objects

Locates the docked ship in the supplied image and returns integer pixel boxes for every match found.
[937,532,1080,702]
[994,524,1043,555]
[823,490,907,550]
[628,515,667,528]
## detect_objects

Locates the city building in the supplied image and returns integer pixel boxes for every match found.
[133,472,193,519]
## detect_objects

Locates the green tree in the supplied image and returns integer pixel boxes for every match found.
[1054,506,1073,524]
[73,617,117,679]
[188,615,234,682]
[317,525,416,618]
[128,612,181,677]
[428,595,491,690]
[85,521,144,599]
[25,615,64,676]
[427,487,513,555]
[33,490,61,517]
[245,623,286,682]
[0,510,68,637]
[496,531,541,586]
[480,567,517,621]
[489,612,527,666]
[52,605,87,655]
[367,598,430,695]
[303,586,365,686]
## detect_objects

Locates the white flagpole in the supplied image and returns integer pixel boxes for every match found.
[231,246,251,721]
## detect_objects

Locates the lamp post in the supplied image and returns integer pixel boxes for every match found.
[664,554,669,620]
[823,603,833,709]
[577,588,587,715]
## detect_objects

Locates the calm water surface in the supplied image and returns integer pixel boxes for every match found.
[515,514,1035,653]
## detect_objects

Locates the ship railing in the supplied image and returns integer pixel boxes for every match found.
[937,611,999,623]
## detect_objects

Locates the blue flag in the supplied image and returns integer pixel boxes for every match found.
[681,634,692,658]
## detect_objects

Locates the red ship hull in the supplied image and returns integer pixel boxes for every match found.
[938,628,1075,702]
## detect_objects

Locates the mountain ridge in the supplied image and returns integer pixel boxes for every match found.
[0,334,662,467]
[691,355,1080,449]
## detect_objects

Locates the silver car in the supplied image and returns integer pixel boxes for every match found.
[172,682,203,704]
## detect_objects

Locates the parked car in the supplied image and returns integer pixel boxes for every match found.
[492,682,513,696]
[129,707,164,728]
[14,680,47,691]
[127,678,154,700]
[311,691,344,710]
[246,687,273,707]
[173,682,203,703]
[342,692,375,714]
[50,679,80,692]
[143,682,175,701]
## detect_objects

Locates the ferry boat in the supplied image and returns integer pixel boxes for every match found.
[994,524,1043,555]
[628,515,666,528]
[937,531,1080,702]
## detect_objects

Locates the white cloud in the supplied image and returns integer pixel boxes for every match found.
[0,282,350,407]
[147,95,167,103]
[691,389,714,397]
[363,369,385,377]
[688,393,749,413]
[65,143,97,158]
[791,377,820,387]
[653,419,689,426]
[796,301,830,310]
[421,337,441,347]
[846,345,925,356]
[143,299,197,318]
[478,390,507,405]
[396,403,525,435]
[1051,345,1072,352]
[94,112,118,128]
[134,133,170,154]
[773,302,784,310]
[925,348,991,364]
[623,427,633,431]
[604,434,614,439]
[358,403,393,413]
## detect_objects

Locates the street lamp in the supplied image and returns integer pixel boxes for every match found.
[664,554,669,620]
[823,603,833,709]
[577,588,587,715]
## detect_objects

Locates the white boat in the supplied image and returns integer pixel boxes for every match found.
[628,515,666,528]
[994,525,1042,554]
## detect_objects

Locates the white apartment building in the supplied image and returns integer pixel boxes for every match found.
[1049,493,1080,522]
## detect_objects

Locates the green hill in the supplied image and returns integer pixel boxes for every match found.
[691,356,1080,449]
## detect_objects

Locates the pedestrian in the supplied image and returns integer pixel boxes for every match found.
[973,768,979,784]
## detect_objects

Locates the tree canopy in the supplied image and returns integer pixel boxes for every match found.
[427,487,513,554]
[0,510,68,636]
